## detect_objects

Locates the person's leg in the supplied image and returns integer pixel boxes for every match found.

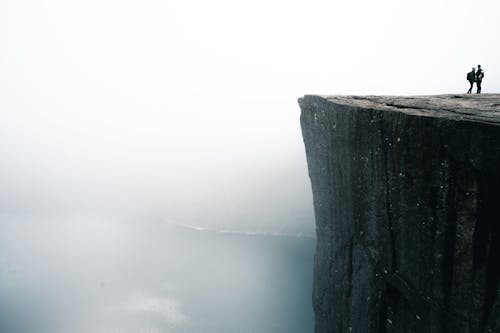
[477,80,482,93]
[468,81,473,93]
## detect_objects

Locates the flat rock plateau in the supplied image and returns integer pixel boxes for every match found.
[299,94,500,333]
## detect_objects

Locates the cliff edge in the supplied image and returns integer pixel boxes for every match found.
[299,94,500,333]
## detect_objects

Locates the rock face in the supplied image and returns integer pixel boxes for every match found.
[299,95,500,333]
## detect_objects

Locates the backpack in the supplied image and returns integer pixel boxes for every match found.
[467,72,474,81]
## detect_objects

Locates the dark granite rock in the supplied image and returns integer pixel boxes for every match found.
[299,94,500,333]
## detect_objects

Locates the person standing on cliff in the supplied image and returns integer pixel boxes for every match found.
[467,67,476,94]
[476,65,484,94]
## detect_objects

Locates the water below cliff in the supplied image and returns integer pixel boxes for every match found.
[0,214,315,333]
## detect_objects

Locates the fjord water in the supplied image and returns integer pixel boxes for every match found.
[0,214,314,333]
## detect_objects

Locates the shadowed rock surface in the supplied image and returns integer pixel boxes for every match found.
[299,94,500,333]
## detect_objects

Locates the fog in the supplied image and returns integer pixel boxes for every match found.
[1,0,500,332]
[2,0,500,232]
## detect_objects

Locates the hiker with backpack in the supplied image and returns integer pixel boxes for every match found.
[476,65,484,94]
[466,67,476,94]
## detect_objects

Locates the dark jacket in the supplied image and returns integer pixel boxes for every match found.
[467,71,476,82]
[476,69,484,81]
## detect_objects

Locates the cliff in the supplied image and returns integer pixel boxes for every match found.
[299,94,500,333]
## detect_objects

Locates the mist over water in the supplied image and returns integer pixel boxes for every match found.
[0,213,315,333]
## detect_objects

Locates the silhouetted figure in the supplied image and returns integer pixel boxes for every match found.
[467,67,476,94]
[476,65,484,94]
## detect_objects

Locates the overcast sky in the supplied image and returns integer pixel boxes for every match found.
[1,0,499,232]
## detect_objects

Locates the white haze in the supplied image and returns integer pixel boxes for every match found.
[1,0,500,233]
